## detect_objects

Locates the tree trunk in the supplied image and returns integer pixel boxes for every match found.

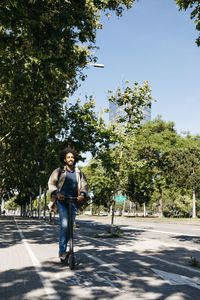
[158,188,163,218]
[29,197,32,217]
[143,202,146,217]
[111,149,123,234]
[25,202,27,217]
[38,186,42,219]
[44,189,47,218]
[122,198,126,216]
[192,189,196,218]
[129,200,132,214]
[90,198,93,215]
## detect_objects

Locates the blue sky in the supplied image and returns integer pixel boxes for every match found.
[71,0,200,136]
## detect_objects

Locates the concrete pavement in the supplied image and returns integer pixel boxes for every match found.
[0,215,200,299]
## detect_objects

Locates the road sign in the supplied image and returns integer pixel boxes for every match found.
[115,195,127,203]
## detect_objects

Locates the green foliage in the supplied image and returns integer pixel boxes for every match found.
[4,196,19,210]
[173,195,192,217]
[107,225,122,237]
[0,96,110,206]
[32,191,50,211]
[175,0,200,46]
[132,121,200,217]
[82,158,115,208]
[163,190,192,218]
[172,136,200,192]
[189,257,200,268]
[0,0,134,206]
[65,98,108,156]
[82,81,156,215]
[121,118,182,216]
[1,0,200,215]
[85,114,200,218]
[108,81,155,134]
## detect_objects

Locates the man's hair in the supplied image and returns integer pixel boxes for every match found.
[59,147,79,165]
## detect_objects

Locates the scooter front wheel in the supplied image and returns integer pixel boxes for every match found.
[68,253,75,270]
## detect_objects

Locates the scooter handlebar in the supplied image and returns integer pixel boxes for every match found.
[64,197,78,200]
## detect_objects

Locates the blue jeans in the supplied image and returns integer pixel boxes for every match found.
[57,200,77,255]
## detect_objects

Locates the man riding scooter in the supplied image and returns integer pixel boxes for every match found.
[48,147,88,262]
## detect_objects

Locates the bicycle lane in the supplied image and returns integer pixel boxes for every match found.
[2,216,200,300]
[0,216,60,300]
[2,216,128,299]
[10,217,129,299]
[3,217,151,299]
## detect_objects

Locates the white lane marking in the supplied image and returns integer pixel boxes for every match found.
[152,268,200,289]
[81,235,117,247]
[81,235,200,275]
[127,227,200,237]
[149,256,200,275]
[14,218,60,300]
[83,252,126,275]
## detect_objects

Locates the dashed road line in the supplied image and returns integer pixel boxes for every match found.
[83,252,126,275]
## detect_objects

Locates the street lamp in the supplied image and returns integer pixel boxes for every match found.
[65,62,104,105]
[87,62,104,68]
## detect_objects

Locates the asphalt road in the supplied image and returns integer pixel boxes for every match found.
[0,215,200,299]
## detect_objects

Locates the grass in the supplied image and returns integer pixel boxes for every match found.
[93,225,123,238]
[188,257,200,268]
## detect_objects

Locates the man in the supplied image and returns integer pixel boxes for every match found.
[48,147,88,261]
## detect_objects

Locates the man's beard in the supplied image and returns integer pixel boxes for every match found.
[66,160,75,166]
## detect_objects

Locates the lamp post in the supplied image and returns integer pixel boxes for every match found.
[65,62,104,106]
[87,63,104,68]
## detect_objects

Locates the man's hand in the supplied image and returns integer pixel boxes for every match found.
[77,195,84,202]
[57,193,65,200]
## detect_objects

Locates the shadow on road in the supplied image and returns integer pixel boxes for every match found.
[171,234,200,245]
[0,216,59,249]
[0,216,199,299]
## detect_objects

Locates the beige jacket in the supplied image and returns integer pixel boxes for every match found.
[48,166,88,211]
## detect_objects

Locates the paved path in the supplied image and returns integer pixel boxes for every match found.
[0,215,200,299]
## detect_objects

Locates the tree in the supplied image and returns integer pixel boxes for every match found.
[0,0,135,210]
[172,135,200,218]
[108,80,153,132]
[117,121,200,218]
[4,196,19,211]
[93,81,155,229]
[0,97,109,209]
[130,118,181,217]
[120,154,154,207]
[0,0,135,92]
[175,0,200,46]
[82,158,115,211]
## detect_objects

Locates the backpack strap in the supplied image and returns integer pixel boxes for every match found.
[57,166,64,184]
